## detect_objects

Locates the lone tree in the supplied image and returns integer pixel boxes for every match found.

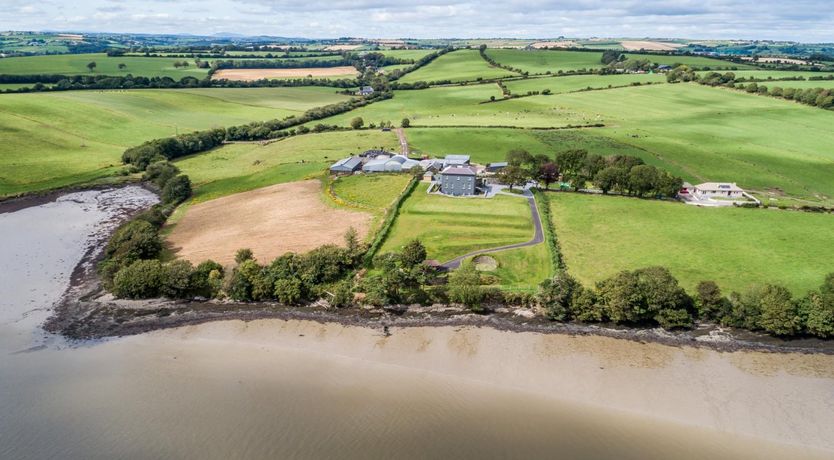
[400,239,427,268]
[350,117,364,130]
[87,61,97,72]
[537,162,559,189]
[118,63,127,70]
[401,118,410,128]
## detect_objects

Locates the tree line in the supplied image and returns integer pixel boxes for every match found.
[537,269,834,338]
[496,148,682,199]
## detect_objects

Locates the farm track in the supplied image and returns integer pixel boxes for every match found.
[441,191,544,269]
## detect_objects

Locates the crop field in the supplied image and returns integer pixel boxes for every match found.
[380,183,534,264]
[166,180,372,266]
[0,53,210,78]
[406,127,648,164]
[211,67,358,81]
[504,73,666,95]
[0,87,351,197]
[398,49,517,83]
[549,192,834,294]
[547,84,834,205]
[485,49,605,73]
[175,130,400,202]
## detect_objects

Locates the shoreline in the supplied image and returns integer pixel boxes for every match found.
[20,183,830,355]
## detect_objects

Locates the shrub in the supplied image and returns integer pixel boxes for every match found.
[400,239,427,268]
[274,277,304,305]
[235,248,254,264]
[143,161,180,188]
[161,260,194,298]
[191,260,224,298]
[695,281,727,320]
[161,174,192,204]
[112,259,165,299]
[758,284,801,336]
[447,261,485,312]
[537,271,581,321]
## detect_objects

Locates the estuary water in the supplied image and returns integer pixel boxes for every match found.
[1,188,832,459]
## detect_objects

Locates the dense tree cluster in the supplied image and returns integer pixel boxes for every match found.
[495,148,681,198]
[536,270,834,337]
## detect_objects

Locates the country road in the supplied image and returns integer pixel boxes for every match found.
[441,190,544,270]
[395,127,408,155]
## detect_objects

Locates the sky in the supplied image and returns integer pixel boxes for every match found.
[3,0,833,42]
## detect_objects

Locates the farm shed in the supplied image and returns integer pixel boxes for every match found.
[486,162,508,173]
[330,156,363,174]
[362,155,421,173]
[442,154,471,167]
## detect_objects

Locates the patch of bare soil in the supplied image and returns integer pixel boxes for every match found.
[620,41,685,51]
[166,180,371,265]
[211,67,359,81]
[530,41,577,49]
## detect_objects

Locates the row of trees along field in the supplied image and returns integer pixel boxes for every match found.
[537,269,834,338]
[496,149,682,198]
[668,67,834,110]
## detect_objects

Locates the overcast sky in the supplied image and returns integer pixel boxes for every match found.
[3,0,833,42]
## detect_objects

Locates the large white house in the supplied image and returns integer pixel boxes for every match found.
[692,182,744,199]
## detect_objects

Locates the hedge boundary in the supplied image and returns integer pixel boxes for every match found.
[533,189,566,273]
[363,175,420,266]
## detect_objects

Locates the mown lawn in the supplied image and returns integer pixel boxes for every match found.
[398,49,516,83]
[176,130,400,202]
[549,192,834,295]
[471,245,553,291]
[380,183,534,263]
[0,87,351,197]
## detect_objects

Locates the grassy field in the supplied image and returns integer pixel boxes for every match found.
[398,49,516,83]
[175,130,400,202]
[406,127,648,164]
[0,87,351,197]
[378,49,436,61]
[0,53,210,78]
[504,73,666,95]
[330,174,413,211]
[308,84,597,128]
[547,84,834,205]
[469,245,552,291]
[380,183,534,263]
[623,53,755,69]
[485,49,605,73]
[549,192,834,294]
[700,70,834,80]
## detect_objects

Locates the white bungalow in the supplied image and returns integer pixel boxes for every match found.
[692,182,744,199]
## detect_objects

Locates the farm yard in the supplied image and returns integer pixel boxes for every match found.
[549,192,834,295]
[166,180,372,266]
[0,87,351,197]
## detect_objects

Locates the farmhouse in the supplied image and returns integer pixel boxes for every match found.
[329,156,362,174]
[693,182,744,199]
[358,86,375,96]
[439,165,477,196]
[362,154,421,172]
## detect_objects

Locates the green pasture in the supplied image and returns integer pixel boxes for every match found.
[547,84,834,205]
[380,183,534,264]
[623,53,754,69]
[549,192,834,294]
[330,174,412,212]
[485,49,605,73]
[378,49,435,61]
[504,73,666,95]
[405,127,647,165]
[702,70,834,80]
[175,130,399,202]
[398,49,517,83]
[0,53,210,78]
[0,87,351,197]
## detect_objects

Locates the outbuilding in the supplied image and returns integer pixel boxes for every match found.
[329,156,363,174]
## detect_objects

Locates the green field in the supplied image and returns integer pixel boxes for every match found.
[175,130,399,202]
[398,49,517,83]
[701,70,834,80]
[549,192,834,294]
[308,84,596,128]
[469,245,552,291]
[485,49,605,73]
[545,84,834,205]
[330,174,412,212]
[406,127,648,164]
[504,73,666,95]
[0,53,210,78]
[0,87,351,196]
[380,183,534,263]
[378,49,436,61]
[623,53,754,69]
